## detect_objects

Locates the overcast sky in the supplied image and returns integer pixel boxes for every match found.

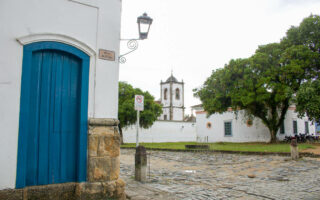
[119,0,320,115]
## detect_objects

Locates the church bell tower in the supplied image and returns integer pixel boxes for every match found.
[159,73,185,121]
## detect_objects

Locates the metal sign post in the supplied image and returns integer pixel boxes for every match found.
[136,110,140,147]
[134,95,144,147]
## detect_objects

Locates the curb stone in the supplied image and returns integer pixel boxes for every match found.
[120,147,320,158]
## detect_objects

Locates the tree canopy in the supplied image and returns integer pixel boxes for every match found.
[296,80,320,123]
[285,14,320,122]
[194,15,320,142]
[118,81,162,142]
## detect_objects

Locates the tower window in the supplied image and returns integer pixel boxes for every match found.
[175,88,180,100]
[164,88,168,100]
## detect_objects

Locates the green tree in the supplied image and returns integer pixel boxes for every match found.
[283,14,320,121]
[118,81,162,144]
[296,80,320,123]
[194,15,320,143]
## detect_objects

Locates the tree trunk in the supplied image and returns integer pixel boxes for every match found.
[118,125,124,145]
[269,129,277,143]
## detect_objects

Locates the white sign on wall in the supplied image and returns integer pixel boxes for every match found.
[134,95,144,111]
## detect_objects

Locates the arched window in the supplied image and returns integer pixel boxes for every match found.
[164,88,168,100]
[175,88,180,100]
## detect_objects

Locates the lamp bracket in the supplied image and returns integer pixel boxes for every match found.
[119,39,140,64]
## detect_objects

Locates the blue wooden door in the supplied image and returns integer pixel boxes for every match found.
[16,42,89,188]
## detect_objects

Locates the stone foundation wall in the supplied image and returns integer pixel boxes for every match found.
[85,118,126,199]
[0,180,125,200]
[87,118,120,182]
[0,118,126,200]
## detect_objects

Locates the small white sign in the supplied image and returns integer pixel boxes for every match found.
[134,95,144,111]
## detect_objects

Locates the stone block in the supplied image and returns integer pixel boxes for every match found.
[135,146,147,182]
[88,118,119,126]
[110,157,120,181]
[77,181,125,200]
[101,135,120,157]
[102,181,116,197]
[0,188,23,200]
[27,182,76,200]
[90,126,115,136]
[88,135,99,157]
[97,135,109,156]
[88,157,111,182]
[290,145,299,160]
[115,179,126,200]
[290,138,299,160]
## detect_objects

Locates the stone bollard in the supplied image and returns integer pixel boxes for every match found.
[135,146,147,182]
[290,138,299,160]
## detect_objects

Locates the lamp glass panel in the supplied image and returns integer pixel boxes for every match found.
[139,23,150,33]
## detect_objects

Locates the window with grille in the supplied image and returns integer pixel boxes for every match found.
[305,121,309,134]
[280,121,285,134]
[224,121,232,136]
[293,120,298,134]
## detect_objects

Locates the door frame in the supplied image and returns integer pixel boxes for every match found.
[16,41,90,188]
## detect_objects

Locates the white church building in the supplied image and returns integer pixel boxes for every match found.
[158,73,185,121]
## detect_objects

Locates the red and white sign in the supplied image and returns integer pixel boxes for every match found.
[134,95,144,111]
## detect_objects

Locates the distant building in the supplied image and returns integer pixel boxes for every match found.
[193,105,316,143]
[158,73,185,121]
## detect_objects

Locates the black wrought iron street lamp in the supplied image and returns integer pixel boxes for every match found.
[137,13,153,40]
[119,13,153,63]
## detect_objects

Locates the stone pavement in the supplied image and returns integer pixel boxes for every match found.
[120,149,320,200]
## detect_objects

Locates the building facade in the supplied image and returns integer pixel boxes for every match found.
[159,73,185,121]
[0,0,125,199]
[194,105,316,143]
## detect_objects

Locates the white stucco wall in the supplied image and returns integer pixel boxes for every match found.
[281,109,316,137]
[0,0,121,189]
[172,107,184,121]
[123,121,197,143]
[196,108,316,143]
[159,108,170,120]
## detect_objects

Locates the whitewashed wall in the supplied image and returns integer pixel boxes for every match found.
[0,0,121,189]
[160,108,170,120]
[123,121,197,143]
[196,108,316,143]
[172,107,184,121]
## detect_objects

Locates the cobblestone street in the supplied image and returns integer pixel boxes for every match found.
[120,149,320,200]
